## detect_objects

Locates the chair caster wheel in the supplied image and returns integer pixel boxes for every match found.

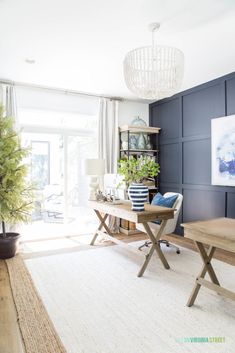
[176,250,180,254]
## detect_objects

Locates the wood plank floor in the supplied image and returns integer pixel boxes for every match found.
[0,260,24,353]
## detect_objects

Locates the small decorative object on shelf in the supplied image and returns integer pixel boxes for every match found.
[131,116,147,127]
[137,133,146,149]
[129,135,137,149]
[146,136,152,150]
[122,141,128,150]
[131,116,147,148]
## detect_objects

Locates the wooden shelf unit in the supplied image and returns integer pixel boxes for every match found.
[119,124,160,234]
[119,125,161,134]
[120,149,159,153]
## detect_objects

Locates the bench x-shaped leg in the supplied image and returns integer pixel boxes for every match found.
[138,220,170,277]
[187,242,220,306]
[90,211,111,245]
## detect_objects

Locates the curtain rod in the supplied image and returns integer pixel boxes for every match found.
[0,78,124,102]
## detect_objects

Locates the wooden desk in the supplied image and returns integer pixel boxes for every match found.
[89,200,174,277]
[181,218,235,306]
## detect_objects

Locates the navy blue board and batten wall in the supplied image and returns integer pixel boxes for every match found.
[149,72,235,235]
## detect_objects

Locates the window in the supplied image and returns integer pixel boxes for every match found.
[17,88,99,238]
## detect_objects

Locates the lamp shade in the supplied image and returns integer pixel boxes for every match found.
[83,159,105,176]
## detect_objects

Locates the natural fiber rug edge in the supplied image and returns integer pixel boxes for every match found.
[6,255,67,353]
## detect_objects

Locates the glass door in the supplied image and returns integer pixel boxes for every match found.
[22,132,65,224]
[21,130,98,240]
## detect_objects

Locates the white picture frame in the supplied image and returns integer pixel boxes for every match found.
[211,115,235,186]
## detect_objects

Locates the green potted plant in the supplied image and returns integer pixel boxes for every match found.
[118,156,160,211]
[0,105,34,259]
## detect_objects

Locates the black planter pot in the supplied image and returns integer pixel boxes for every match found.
[0,232,20,259]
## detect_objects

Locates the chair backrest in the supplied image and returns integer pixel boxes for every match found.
[162,192,183,235]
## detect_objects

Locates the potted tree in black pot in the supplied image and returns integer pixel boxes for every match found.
[0,105,34,259]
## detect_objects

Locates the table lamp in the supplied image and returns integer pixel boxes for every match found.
[84,159,105,200]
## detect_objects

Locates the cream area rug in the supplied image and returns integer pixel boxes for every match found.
[24,243,235,353]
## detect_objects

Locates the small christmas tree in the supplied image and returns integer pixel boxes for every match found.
[0,105,34,238]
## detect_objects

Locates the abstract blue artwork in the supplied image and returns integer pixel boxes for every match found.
[211,115,235,186]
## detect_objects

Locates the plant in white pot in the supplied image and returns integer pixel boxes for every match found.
[0,105,34,259]
[118,156,160,211]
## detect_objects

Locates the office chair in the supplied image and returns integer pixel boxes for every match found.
[136,192,183,254]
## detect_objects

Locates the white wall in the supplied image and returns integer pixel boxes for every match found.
[118,101,149,127]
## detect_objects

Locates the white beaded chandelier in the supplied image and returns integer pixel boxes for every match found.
[123,23,184,100]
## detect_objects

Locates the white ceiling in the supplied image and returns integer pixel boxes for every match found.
[0,0,235,101]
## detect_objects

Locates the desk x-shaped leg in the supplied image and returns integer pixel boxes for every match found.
[91,212,170,277]
[90,211,110,245]
[187,242,220,306]
[138,220,170,277]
